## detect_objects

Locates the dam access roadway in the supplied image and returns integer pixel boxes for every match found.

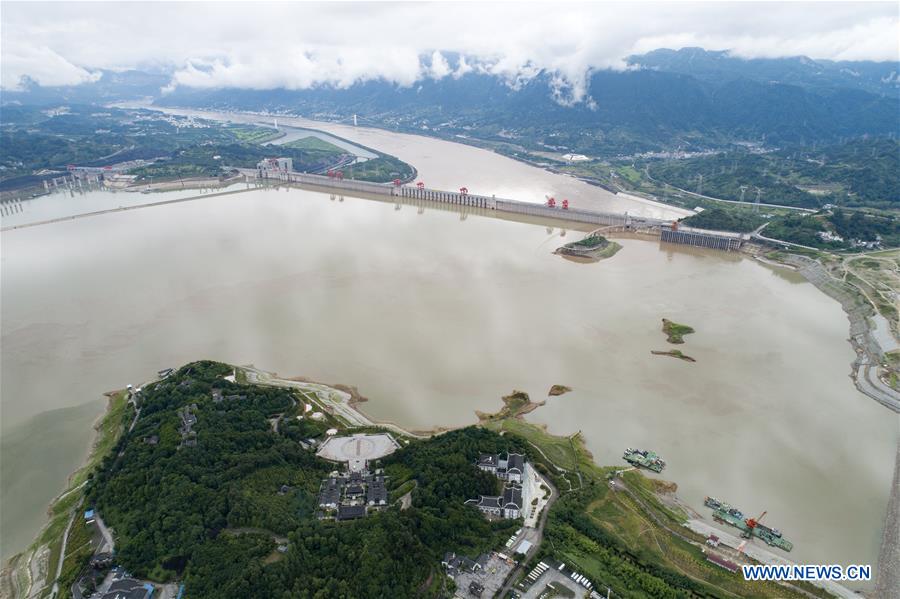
[129,104,692,221]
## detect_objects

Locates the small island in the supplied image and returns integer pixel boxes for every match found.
[554,234,622,261]
[548,384,572,396]
[651,349,697,362]
[661,318,695,344]
[476,390,545,421]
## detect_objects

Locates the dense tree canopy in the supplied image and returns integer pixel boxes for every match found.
[86,362,518,597]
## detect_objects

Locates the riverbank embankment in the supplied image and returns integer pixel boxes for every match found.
[775,253,900,413]
[242,366,437,438]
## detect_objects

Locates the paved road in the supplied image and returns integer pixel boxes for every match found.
[497,472,559,599]
[94,515,114,555]
[48,509,79,599]
[243,367,429,438]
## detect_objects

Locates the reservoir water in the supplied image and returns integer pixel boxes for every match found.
[1,118,897,582]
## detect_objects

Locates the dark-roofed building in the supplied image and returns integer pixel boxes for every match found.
[476,453,526,482]
[317,469,389,519]
[504,453,525,483]
[366,475,387,506]
[337,505,366,521]
[442,552,483,575]
[95,576,154,599]
[318,477,341,509]
[466,483,523,519]
[177,405,199,449]
[476,454,500,475]
[465,495,502,517]
[501,484,523,518]
[345,484,365,499]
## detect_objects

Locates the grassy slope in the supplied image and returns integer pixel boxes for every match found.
[282,136,345,153]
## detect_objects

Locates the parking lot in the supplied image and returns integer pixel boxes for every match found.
[520,568,589,599]
[453,553,514,598]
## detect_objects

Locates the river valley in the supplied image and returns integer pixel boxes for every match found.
[1,115,897,588]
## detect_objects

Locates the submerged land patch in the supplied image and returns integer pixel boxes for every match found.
[554,234,622,261]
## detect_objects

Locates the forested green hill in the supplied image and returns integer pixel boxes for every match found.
[84,361,517,598]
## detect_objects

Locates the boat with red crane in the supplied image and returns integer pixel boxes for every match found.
[705,499,793,552]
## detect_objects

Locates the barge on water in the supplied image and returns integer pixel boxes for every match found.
[704,497,793,552]
[623,448,666,473]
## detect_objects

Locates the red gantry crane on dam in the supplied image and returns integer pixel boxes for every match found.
[545,196,570,209]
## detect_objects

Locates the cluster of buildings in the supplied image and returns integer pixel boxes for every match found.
[317,469,389,521]
[83,569,155,599]
[257,157,293,177]
[177,404,198,448]
[441,552,490,576]
[465,453,529,519]
[313,433,401,520]
[442,553,491,596]
[817,230,882,249]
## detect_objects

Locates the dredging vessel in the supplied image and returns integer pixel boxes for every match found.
[622,448,666,473]
[704,497,793,552]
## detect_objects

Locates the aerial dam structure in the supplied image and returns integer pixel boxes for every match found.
[256,169,748,251]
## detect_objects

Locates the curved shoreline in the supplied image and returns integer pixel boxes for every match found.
[0,392,128,599]
[772,253,900,413]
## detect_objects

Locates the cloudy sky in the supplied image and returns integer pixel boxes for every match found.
[2,1,898,96]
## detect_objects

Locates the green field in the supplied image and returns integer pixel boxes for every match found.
[283,135,345,153]
[227,126,284,144]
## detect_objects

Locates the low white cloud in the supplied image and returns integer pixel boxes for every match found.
[427,51,451,80]
[1,2,897,104]
[1,44,101,90]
